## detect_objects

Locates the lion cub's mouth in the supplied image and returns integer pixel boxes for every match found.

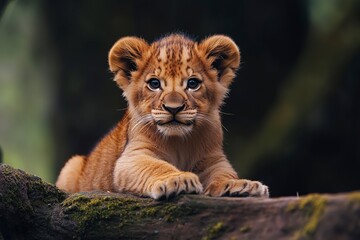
[156,118,194,126]
[151,108,197,136]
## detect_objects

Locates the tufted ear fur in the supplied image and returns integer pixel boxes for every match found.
[198,35,240,88]
[108,37,149,90]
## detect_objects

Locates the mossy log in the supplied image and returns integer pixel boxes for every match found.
[0,164,359,240]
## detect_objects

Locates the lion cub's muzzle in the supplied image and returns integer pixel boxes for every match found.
[151,92,197,127]
[152,104,197,126]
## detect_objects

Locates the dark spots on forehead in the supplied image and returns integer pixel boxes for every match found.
[158,47,181,78]
[166,48,171,60]
[151,35,197,79]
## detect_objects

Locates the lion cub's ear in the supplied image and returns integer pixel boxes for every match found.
[108,37,149,90]
[198,35,240,88]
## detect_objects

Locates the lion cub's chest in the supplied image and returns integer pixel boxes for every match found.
[158,141,200,172]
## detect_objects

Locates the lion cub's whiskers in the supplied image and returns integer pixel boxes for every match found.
[131,114,153,132]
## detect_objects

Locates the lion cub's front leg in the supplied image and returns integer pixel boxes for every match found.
[113,155,203,200]
[199,157,269,198]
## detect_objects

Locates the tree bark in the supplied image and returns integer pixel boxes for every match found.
[0,164,359,240]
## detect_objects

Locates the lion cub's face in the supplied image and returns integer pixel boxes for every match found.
[109,34,240,137]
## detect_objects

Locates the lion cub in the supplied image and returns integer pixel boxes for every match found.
[56,34,269,199]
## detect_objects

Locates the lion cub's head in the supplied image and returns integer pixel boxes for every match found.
[109,34,240,137]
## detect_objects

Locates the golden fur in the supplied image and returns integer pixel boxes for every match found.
[56,34,269,199]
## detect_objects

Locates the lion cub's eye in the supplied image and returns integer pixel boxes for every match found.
[187,78,201,91]
[147,78,161,91]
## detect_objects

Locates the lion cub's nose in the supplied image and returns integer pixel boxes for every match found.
[162,104,185,115]
[162,92,185,115]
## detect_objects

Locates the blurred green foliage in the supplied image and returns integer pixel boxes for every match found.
[0,0,56,181]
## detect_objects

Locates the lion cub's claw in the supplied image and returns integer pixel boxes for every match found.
[149,172,203,200]
[206,179,269,198]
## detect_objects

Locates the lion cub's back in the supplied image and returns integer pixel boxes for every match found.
[79,113,130,191]
[57,112,130,192]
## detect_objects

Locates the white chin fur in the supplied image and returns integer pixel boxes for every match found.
[157,124,193,137]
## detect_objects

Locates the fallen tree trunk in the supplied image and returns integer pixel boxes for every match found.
[0,164,359,240]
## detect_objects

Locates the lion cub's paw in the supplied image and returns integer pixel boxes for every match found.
[205,179,269,198]
[149,172,203,200]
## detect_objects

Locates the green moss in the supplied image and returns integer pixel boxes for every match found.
[0,164,66,229]
[1,164,66,200]
[202,221,226,240]
[61,193,141,232]
[0,168,29,211]
[61,193,200,236]
[348,192,360,204]
[239,226,251,233]
[139,206,159,217]
[287,194,327,240]
[27,176,67,205]
[0,164,67,222]
[159,204,197,222]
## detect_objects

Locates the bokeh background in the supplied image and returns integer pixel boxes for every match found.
[0,0,359,197]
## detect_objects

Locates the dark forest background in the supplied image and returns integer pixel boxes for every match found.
[0,0,359,197]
